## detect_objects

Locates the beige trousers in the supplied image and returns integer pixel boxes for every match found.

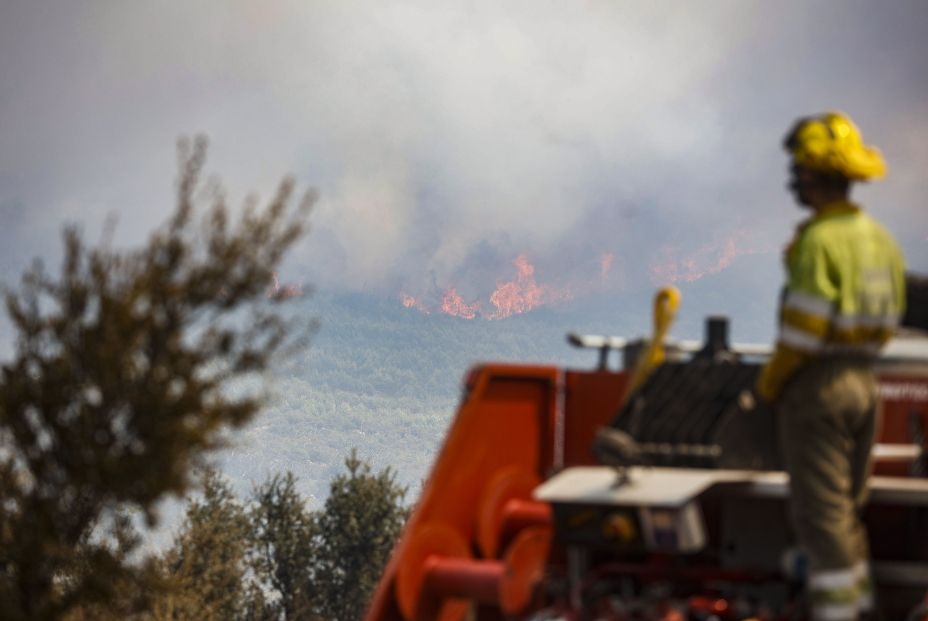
[777,357,880,620]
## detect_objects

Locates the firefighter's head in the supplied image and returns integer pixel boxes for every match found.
[783,112,885,208]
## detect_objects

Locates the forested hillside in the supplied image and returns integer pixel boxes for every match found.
[219,291,632,504]
[219,261,778,507]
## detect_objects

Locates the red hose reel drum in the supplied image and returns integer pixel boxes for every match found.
[396,521,552,621]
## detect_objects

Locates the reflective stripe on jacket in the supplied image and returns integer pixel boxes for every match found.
[757,201,906,401]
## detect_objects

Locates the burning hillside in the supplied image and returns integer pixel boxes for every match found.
[401,234,757,320]
[649,231,762,285]
[401,255,571,320]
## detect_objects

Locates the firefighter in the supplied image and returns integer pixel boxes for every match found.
[757,112,906,621]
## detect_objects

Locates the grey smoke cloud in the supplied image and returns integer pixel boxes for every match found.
[1,1,926,314]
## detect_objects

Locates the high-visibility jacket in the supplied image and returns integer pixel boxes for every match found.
[757,200,906,401]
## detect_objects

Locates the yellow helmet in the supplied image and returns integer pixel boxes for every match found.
[783,112,886,181]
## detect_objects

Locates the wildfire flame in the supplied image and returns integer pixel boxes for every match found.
[400,254,572,320]
[401,294,431,314]
[650,236,741,284]
[400,232,761,318]
[441,288,481,319]
[485,255,546,319]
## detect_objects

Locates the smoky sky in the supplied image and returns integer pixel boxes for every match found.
[1,1,927,316]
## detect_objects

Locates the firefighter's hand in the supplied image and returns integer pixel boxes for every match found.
[755,343,807,404]
[755,371,778,404]
[754,376,775,404]
[755,357,783,404]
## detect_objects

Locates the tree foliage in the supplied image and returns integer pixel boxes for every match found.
[155,452,408,621]
[249,472,318,620]
[312,450,408,621]
[0,137,315,620]
[157,470,251,621]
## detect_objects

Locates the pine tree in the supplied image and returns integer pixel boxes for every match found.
[156,469,251,621]
[313,451,408,621]
[249,472,318,620]
[0,137,314,621]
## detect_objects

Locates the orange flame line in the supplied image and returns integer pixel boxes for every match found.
[441,287,481,319]
[400,254,582,320]
[650,234,748,285]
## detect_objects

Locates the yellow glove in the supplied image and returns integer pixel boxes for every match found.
[756,344,808,403]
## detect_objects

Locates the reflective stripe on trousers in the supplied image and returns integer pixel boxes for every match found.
[809,562,873,620]
[810,566,857,620]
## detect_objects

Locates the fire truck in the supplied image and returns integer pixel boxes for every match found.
[365,283,928,621]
